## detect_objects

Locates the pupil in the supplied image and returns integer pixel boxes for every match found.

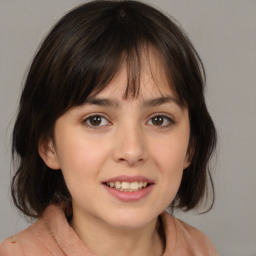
[153,116,163,125]
[90,116,101,126]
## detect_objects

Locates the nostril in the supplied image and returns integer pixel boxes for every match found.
[112,138,147,166]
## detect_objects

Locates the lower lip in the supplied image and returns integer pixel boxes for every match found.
[103,184,154,202]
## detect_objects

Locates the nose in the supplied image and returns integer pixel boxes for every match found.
[112,123,147,166]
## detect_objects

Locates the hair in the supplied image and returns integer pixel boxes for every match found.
[11,0,217,218]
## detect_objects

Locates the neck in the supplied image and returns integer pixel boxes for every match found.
[70,210,164,256]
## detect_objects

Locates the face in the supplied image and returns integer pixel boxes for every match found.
[40,52,191,230]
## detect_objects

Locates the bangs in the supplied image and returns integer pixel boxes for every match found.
[26,0,204,128]
[55,12,163,111]
[44,2,190,116]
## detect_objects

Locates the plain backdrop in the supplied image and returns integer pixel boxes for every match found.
[0,1,255,255]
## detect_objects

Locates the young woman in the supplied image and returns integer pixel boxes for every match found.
[0,1,218,255]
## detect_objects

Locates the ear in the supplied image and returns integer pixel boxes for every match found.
[38,139,60,170]
[183,155,191,169]
[183,143,195,170]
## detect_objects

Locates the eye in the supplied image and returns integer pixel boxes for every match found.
[147,115,174,127]
[83,115,110,127]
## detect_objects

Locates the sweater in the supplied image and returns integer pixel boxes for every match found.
[0,204,218,255]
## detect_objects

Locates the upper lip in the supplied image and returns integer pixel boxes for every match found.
[103,175,154,184]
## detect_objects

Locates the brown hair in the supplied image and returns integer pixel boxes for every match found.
[11,0,217,218]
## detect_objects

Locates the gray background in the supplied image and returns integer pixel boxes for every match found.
[0,1,255,255]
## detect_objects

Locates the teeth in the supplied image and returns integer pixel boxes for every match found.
[106,181,149,191]
[130,181,138,190]
[122,182,130,189]
[115,181,121,189]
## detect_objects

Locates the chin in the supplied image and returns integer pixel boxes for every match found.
[104,209,158,230]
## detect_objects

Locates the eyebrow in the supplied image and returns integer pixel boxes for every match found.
[84,98,120,108]
[83,96,181,108]
[143,96,181,108]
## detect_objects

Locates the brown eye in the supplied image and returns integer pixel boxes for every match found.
[152,116,164,126]
[147,115,174,127]
[84,115,109,127]
[89,116,102,126]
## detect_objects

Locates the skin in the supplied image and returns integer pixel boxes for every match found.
[39,52,191,256]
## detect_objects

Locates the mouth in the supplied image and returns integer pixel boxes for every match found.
[102,175,154,194]
[102,176,154,202]
[104,181,150,192]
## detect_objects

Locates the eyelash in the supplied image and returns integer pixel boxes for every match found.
[82,114,111,128]
[82,113,175,128]
[146,114,175,127]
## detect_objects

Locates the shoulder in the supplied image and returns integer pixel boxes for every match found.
[175,218,219,255]
[0,204,79,256]
[0,235,24,256]
[0,220,57,256]
[161,212,219,256]
[0,226,39,256]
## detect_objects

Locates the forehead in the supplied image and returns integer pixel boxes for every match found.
[90,48,177,102]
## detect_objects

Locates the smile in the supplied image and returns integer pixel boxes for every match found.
[102,175,154,202]
[105,181,148,192]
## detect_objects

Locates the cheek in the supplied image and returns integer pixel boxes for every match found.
[150,135,189,199]
[55,136,111,196]
[149,153,184,212]
[55,138,110,203]
[158,148,184,189]
[57,136,106,169]
[152,136,189,172]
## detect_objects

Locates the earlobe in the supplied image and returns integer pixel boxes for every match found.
[38,140,60,170]
[183,145,194,170]
[183,157,191,170]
